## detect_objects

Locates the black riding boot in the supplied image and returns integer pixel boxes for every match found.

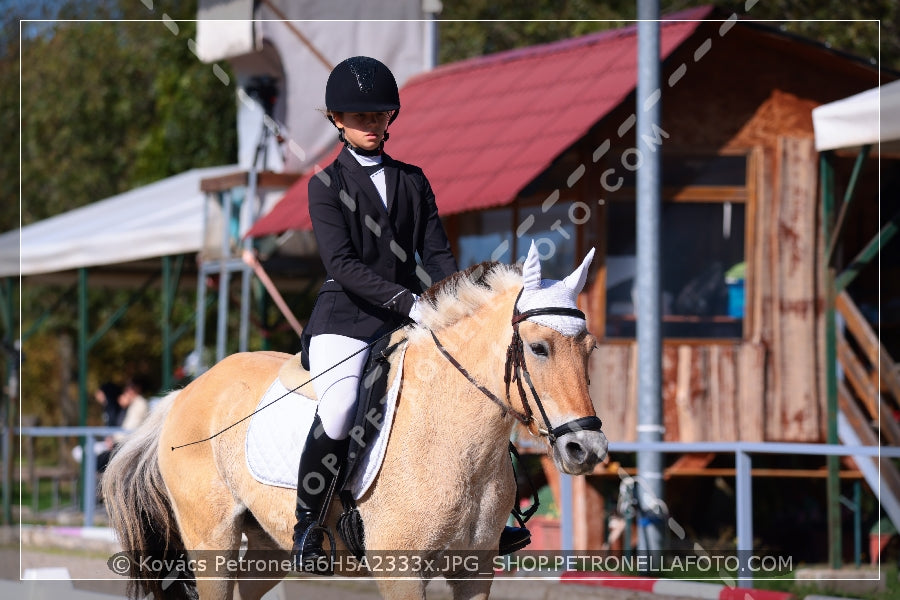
[499,446,532,555]
[499,525,531,555]
[292,414,347,574]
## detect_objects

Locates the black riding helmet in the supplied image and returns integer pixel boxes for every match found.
[325,56,400,124]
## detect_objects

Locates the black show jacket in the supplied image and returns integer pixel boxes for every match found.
[304,147,458,340]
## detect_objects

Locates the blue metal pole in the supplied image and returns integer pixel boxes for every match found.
[636,0,664,556]
[83,434,97,526]
[735,449,753,585]
[560,473,574,551]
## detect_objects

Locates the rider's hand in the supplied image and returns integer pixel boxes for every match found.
[407,295,424,325]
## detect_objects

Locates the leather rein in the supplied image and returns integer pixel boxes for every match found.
[429,288,603,445]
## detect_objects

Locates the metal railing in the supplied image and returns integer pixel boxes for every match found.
[7,428,900,585]
[555,440,900,584]
[9,426,124,527]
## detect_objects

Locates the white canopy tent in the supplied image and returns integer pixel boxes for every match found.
[813,78,900,152]
[0,165,238,278]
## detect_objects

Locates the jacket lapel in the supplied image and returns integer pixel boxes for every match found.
[382,154,399,215]
[337,149,388,218]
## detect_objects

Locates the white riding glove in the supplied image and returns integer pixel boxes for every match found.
[407,295,424,325]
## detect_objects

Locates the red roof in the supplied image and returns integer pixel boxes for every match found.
[248,7,711,237]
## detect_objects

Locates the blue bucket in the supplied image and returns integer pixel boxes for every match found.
[726,280,745,318]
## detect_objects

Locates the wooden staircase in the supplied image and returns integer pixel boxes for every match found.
[836,290,900,528]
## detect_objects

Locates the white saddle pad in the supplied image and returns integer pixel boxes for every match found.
[245,346,406,500]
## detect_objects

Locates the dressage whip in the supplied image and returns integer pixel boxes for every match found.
[170,323,407,451]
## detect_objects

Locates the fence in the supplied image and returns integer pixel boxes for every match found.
[6,426,123,528]
[6,428,900,585]
[547,440,900,584]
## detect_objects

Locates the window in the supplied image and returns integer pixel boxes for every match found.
[456,201,579,281]
[604,153,750,339]
[515,202,577,280]
[457,208,513,267]
[453,151,753,341]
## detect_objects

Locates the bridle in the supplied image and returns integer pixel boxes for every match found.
[429,288,603,446]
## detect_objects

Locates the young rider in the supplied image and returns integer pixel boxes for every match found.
[292,56,530,573]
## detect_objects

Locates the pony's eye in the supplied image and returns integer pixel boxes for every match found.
[530,342,550,357]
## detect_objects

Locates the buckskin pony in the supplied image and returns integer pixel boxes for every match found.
[103,243,608,600]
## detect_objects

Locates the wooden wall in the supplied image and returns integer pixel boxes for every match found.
[584,136,826,443]
[589,341,766,442]
[575,21,880,443]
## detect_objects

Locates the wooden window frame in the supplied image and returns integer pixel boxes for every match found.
[593,149,758,343]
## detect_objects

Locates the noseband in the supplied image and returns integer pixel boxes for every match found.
[429,288,603,445]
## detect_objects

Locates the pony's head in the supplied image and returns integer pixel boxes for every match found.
[416,244,608,475]
[514,242,608,475]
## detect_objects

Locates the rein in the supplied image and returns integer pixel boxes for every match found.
[430,288,603,446]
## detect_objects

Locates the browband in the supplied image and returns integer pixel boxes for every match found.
[512,306,585,325]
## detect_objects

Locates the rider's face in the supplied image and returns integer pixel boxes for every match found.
[332,111,392,152]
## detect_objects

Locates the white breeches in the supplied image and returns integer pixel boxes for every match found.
[309,334,370,440]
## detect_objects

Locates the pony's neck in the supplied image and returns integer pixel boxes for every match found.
[422,286,523,439]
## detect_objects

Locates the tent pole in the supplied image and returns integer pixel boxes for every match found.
[820,151,842,569]
[242,250,304,338]
[826,144,871,262]
[161,255,186,388]
[194,266,208,374]
[194,191,213,376]
[162,256,172,391]
[1,277,14,525]
[77,268,89,505]
[257,279,271,351]
[217,191,233,362]
[239,266,251,353]
[835,210,900,292]
[240,169,256,354]
[78,268,88,427]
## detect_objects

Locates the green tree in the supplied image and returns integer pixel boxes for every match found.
[14,0,236,228]
[438,0,635,63]
[437,0,898,71]
[4,0,237,428]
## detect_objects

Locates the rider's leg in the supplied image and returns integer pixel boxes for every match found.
[499,523,531,555]
[293,334,369,573]
[499,451,531,555]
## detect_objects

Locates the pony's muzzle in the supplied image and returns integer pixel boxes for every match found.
[552,429,608,475]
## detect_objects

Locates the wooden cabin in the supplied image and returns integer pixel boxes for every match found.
[245,8,898,551]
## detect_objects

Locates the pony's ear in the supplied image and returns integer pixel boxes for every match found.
[563,247,595,295]
[522,241,542,291]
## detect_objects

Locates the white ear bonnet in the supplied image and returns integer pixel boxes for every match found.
[516,241,595,336]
